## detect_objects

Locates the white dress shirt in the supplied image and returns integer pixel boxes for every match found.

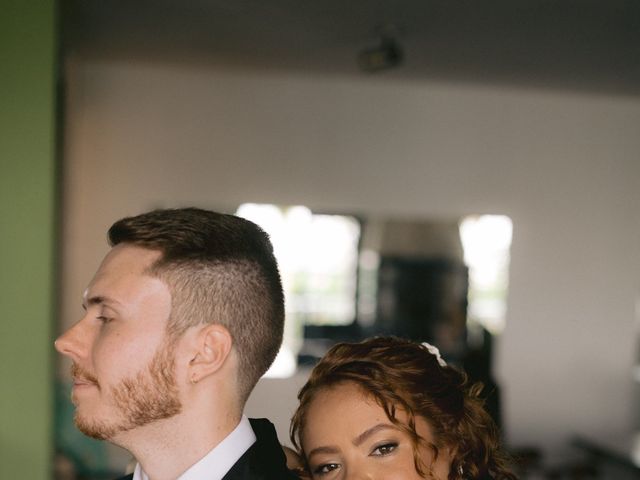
[132,416,257,480]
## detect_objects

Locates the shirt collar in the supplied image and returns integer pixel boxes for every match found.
[132,415,256,480]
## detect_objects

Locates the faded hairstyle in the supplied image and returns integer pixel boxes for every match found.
[291,337,517,480]
[108,207,284,403]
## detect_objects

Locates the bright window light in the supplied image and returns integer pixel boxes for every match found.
[459,215,513,334]
[236,203,360,377]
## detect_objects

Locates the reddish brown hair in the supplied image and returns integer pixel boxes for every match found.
[290,337,517,480]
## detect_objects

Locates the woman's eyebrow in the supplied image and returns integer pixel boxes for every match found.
[306,423,397,458]
[353,424,396,447]
[306,445,340,459]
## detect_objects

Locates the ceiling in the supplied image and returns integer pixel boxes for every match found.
[62,0,640,96]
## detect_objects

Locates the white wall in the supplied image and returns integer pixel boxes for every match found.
[61,59,640,459]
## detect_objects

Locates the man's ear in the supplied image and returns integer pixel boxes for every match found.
[188,324,233,384]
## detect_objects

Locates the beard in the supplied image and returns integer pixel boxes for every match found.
[72,340,182,440]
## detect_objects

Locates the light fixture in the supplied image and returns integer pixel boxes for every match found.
[358,24,404,72]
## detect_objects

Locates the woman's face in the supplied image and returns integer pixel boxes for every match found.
[301,382,451,480]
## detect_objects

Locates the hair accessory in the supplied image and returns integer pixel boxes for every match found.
[421,342,447,367]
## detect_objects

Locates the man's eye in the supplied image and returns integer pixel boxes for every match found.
[97,316,113,324]
[313,463,340,476]
[371,442,398,456]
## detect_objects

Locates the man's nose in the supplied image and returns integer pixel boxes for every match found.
[54,320,88,361]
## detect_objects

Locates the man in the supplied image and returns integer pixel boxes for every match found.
[55,208,298,480]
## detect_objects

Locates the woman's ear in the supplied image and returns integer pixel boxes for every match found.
[188,324,233,384]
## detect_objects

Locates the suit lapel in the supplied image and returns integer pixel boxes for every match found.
[222,418,297,480]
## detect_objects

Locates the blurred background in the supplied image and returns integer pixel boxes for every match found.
[2,1,640,478]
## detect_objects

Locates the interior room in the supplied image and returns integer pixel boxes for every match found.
[3,1,640,479]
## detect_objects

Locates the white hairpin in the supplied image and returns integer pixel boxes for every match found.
[422,342,447,367]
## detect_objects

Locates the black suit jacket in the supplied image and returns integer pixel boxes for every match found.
[116,418,298,480]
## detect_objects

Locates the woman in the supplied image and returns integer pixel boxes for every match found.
[290,337,517,480]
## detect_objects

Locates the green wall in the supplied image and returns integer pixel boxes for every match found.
[0,1,57,478]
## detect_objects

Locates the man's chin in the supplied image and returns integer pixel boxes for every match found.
[74,404,181,442]
[74,411,120,441]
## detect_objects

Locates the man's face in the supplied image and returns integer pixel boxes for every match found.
[55,244,182,440]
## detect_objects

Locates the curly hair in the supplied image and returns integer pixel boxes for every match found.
[290,337,517,480]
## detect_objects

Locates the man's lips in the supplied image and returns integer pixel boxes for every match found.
[70,363,100,389]
[72,378,97,387]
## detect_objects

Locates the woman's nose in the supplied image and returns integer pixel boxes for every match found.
[346,469,375,480]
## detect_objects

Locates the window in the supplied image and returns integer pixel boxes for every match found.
[236,203,360,377]
[459,215,513,335]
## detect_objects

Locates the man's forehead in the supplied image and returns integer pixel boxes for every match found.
[102,243,162,266]
[83,244,165,299]
[90,245,157,279]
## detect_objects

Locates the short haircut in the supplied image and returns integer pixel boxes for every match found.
[108,207,285,403]
[291,337,517,480]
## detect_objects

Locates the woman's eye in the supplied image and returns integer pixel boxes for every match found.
[97,315,113,324]
[313,463,340,476]
[371,442,398,456]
